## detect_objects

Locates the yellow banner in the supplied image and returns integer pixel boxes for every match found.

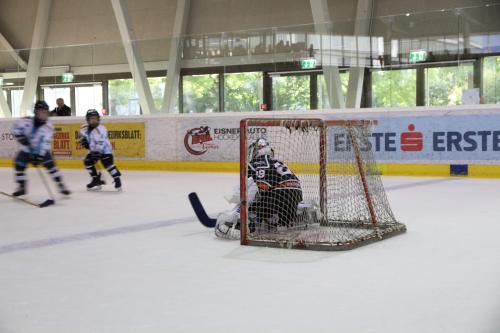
[52,122,145,158]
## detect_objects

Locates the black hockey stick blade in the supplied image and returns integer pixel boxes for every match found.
[0,191,54,208]
[188,192,217,228]
[39,199,55,208]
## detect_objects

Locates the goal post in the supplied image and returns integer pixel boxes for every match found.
[239,118,406,251]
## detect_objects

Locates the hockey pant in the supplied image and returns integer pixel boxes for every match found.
[14,151,65,187]
[84,153,121,180]
[249,189,303,229]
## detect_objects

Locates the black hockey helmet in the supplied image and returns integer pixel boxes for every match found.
[34,100,49,113]
[86,109,100,121]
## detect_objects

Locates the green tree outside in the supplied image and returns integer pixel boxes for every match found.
[425,65,473,106]
[372,69,416,107]
[224,72,262,112]
[272,75,310,110]
[183,74,219,113]
[483,56,500,104]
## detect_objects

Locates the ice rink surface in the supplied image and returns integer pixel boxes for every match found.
[0,167,499,333]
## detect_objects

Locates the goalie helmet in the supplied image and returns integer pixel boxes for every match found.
[248,138,274,160]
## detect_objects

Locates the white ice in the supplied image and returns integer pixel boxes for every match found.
[0,168,499,333]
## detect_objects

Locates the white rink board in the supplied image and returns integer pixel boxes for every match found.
[1,105,500,165]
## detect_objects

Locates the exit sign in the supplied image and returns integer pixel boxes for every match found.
[409,50,427,62]
[61,72,74,83]
[300,58,316,69]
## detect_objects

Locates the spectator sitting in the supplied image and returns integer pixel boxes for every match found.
[253,42,266,54]
[50,98,71,116]
[276,40,285,53]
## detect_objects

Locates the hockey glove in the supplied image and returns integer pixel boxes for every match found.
[16,135,30,146]
[80,137,90,149]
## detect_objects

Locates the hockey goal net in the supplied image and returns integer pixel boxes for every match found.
[240,118,406,251]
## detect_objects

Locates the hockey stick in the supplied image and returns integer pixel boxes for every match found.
[0,191,47,208]
[35,167,55,208]
[188,192,217,228]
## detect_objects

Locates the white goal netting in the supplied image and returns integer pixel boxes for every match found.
[240,118,406,250]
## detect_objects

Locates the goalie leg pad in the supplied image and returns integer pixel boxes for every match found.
[214,206,240,240]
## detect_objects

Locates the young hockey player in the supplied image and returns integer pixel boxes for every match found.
[214,138,304,238]
[12,100,70,196]
[79,109,122,191]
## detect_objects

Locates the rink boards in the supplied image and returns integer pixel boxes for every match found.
[2,105,500,178]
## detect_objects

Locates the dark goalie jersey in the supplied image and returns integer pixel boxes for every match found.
[248,154,302,227]
[248,155,301,192]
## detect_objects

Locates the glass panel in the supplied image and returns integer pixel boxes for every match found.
[250,34,270,55]
[372,69,416,107]
[183,74,219,113]
[275,32,292,54]
[425,64,474,106]
[108,79,140,116]
[483,56,500,104]
[10,89,24,118]
[75,84,103,116]
[42,86,71,113]
[183,37,204,60]
[318,72,349,109]
[148,77,166,111]
[224,72,263,112]
[272,75,310,111]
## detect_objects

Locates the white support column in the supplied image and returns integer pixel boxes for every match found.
[19,0,52,117]
[345,0,373,108]
[346,66,365,109]
[0,90,10,117]
[0,33,28,70]
[162,0,190,113]
[111,0,155,115]
[310,0,345,109]
[322,60,345,109]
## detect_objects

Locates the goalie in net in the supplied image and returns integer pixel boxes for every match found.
[237,118,406,250]
[215,138,319,239]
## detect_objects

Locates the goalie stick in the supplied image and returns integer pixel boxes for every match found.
[188,192,217,228]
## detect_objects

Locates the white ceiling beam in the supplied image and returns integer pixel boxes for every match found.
[0,33,28,70]
[110,0,155,115]
[0,88,10,117]
[310,0,345,109]
[346,0,373,109]
[162,0,190,113]
[19,0,52,116]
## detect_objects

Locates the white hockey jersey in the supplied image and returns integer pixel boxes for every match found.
[79,124,113,154]
[13,117,54,156]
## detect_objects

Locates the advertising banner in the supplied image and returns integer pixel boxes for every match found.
[178,117,267,162]
[0,121,17,159]
[177,114,500,163]
[364,114,500,162]
[52,122,145,158]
